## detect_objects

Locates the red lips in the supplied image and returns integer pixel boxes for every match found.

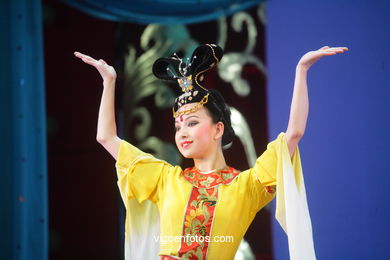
[181,141,193,148]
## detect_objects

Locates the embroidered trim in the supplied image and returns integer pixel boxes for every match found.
[178,187,219,259]
[182,166,240,189]
[177,186,195,253]
[205,188,219,260]
[265,185,276,194]
[177,166,239,258]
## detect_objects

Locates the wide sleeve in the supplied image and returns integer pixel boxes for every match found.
[252,133,280,190]
[115,139,173,206]
[253,132,316,260]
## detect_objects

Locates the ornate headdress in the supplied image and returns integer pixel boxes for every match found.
[152,44,223,118]
[153,44,234,146]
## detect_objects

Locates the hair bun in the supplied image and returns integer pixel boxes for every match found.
[207,89,235,146]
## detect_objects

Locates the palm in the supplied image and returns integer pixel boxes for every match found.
[298,46,348,69]
[74,52,117,81]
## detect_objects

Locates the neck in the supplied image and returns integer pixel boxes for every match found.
[193,147,226,172]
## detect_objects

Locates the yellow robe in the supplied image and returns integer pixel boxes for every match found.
[116,132,315,259]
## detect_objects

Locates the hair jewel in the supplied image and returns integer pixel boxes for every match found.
[166,53,197,93]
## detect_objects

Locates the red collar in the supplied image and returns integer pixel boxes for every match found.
[182,166,240,188]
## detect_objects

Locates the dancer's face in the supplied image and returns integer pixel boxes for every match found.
[174,104,224,159]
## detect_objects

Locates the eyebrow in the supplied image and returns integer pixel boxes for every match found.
[174,115,200,123]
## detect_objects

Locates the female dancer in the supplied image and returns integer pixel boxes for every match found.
[74,45,347,259]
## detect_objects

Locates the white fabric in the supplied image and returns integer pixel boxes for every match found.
[275,136,316,260]
[125,199,160,260]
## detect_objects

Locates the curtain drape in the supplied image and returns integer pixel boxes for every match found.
[0,1,48,260]
[61,0,264,24]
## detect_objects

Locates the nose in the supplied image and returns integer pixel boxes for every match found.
[177,126,188,139]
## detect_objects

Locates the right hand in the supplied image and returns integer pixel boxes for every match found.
[74,52,117,82]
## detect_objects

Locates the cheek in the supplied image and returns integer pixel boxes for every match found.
[174,132,180,147]
[194,124,213,140]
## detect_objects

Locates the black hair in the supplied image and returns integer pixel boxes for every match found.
[204,89,235,147]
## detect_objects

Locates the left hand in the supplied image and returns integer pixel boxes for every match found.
[298,46,348,70]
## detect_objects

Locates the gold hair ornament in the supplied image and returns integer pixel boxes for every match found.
[173,94,209,118]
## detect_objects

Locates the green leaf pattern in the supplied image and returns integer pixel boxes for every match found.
[179,166,240,258]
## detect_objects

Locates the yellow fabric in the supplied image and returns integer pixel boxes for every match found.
[116,132,305,259]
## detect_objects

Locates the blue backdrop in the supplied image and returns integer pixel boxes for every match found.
[266,1,390,259]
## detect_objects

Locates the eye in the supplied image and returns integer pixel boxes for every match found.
[188,121,198,127]
[175,125,180,132]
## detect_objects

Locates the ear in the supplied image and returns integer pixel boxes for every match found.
[214,122,225,140]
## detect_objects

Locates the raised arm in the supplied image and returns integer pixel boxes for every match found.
[74,52,121,160]
[285,46,348,157]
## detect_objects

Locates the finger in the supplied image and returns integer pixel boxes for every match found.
[329,47,348,50]
[326,47,349,53]
[81,58,97,67]
[323,52,337,56]
[321,49,342,55]
[76,54,101,67]
[317,51,337,56]
[74,51,89,59]
[328,49,346,54]
[319,46,330,50]
[99,59,107,65]
[74,52,96,62]
[336,47,349,52]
